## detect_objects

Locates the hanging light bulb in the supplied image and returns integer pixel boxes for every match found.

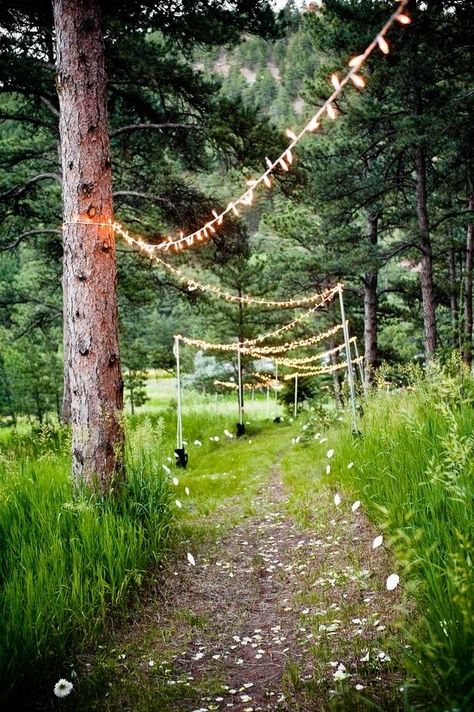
[377,36,390,54]
[331,73,341,91]
[307,116,320,132]
[396,14,411,25]
[263,174,272,188]
[286,128,297,141]
[327,103,337,120]
[351,74,366,88]
[349,54,365,68]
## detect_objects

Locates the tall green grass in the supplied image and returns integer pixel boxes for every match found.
[0,386,271,706]
[321,365,474,710]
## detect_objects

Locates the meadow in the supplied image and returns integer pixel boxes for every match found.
[0,368,473,710]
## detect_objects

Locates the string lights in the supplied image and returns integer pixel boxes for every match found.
[241,324,343,356]
[176,301,338,351]
[283,356,364,380]
[213,378,274,391]
[79,0,410,258]
[271,338,355,367]
[116,220,341,308]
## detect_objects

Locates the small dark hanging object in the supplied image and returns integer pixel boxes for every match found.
[174,447,188,468]
[236,422,246,437]
[273,416,281,424]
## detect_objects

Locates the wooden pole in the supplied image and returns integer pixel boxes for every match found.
[338,287,358,433]
[174,337,183,449]
[293,373,298,418]
[237,345,243,425]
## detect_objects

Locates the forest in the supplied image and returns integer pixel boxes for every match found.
[0,1,473,710]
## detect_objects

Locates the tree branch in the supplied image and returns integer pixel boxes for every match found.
[110,122,201,137]
[430,208,474,232]
[0,228,61,251]
[0,173,62,201]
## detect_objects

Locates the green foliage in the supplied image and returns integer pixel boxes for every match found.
[310,367,474,709]
[0,419,173,705]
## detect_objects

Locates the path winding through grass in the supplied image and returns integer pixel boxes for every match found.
[74,423,407,711]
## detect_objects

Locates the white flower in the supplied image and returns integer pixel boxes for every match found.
[326,464,331,474]
[187,552,196,566]
[360,651,369,662]
[214,436,220,442]
[172,477,179,486]
[194,439,202,446]
[355,683,365,691]
[372,535,383,549]
[334,493,341,506]
[386,573,400,591]
[185,486,190,496]
[175,499,182,509]
[351,500,361,512]
[327,448,334,458]
[148,660,155,667]
[347,462,354,469]
[162,464,171,475]
[224,429,233,438]
[54,679,73,698]
[333,669,347,681]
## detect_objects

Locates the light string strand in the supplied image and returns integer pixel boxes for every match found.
[72,0,409,257]
[176,300,337,351]
[115,221,342,308]
[283,356,364,380]
[271,337,355,367]
[241,324,343,355]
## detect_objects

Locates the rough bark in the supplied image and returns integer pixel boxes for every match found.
[447,244,458,348]
[53,0,124,490]
[414,145,437,360]
[463,194,474,367]
[363,214,378,387]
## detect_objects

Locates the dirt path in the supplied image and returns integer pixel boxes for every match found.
[83,453,405,712]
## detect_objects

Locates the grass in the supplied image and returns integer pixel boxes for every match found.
[0,379,276,708]
[287,364,474,710]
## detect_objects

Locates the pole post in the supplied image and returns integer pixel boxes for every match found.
[353,338,367,394]
[236,345,245,436]
[338,287,358,433]
[293,373,298,418]
[266,385,270,418]
[174,336,187,467]
[274,361,279,418]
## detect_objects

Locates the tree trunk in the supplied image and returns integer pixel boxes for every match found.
[53,0,124,491]
[463,193,474,367]
[414,144,437,360]
[447,243,458,347]
[363,214,378,387]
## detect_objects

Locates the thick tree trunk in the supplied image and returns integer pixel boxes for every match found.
[53,0,124,491]
[414,145,437,360]
[463,193,474,367]
[363,214,378,387]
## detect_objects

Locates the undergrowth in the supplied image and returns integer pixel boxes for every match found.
[298,361,474,711]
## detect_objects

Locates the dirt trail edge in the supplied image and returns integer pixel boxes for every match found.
[82,456,406,712]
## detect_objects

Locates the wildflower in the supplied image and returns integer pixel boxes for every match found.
[333,669,348,681]
[194,439,202,446]
[175,499,182,509]
[347,462,354,469]
[327,448,334,458]
[372,535,383,549]
[360,651,369,662]
[54,679,73,698]
[326,464,331,474]
[163,464,171,475]
[148,660,155,667]
[386,573,400,591]
[351,500,361,512]
[185,486,190,496]
[187,552,196,566]
[334,493,341,506]
[172,477,179,486]
[355,683,365,691]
